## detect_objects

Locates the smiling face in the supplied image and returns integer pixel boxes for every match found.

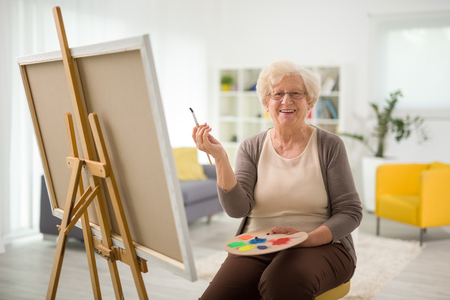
[265,75,311,130]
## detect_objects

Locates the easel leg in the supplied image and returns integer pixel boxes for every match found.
[89,113,148,299]
[66,112,124,298]
[107,260,123,299]
[81,212,103,299]
[53,7,142,299]
[46,160,83,300]
[65,112,102,299]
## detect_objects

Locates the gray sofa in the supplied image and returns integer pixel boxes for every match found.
[40,165,223,240]
[180,164,223,223]
[39,175,84,240]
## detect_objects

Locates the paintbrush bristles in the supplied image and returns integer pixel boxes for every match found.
[189,108,199,127]
[189,107,213,165]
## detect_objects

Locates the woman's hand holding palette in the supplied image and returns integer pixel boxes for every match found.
[224,228,308,256]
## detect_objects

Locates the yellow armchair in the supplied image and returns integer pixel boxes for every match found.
[375,162,450,245]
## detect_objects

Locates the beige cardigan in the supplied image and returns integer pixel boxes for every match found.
[217,127,363,267]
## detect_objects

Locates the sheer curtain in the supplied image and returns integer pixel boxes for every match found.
[0,0,13,253]
[0,0,214,252]
[2,0,117,246]
[0,0,137,248]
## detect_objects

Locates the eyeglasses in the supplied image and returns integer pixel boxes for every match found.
[268,90,308,100]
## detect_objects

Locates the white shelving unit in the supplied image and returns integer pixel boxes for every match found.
[214,65,345,167]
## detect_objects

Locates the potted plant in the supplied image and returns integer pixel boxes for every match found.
[221,75,234,91]
[340,90,428,212]
[341,90,427,157]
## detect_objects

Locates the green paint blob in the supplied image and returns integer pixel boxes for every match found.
[227,241,247,248]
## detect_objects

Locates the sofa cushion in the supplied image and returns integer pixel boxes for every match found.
[179,179,217,205]
[172,147,207,181]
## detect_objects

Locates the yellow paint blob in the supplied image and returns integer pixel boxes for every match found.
[238,245,255,252]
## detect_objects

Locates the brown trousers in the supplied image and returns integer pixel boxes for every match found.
[199,243,354,300]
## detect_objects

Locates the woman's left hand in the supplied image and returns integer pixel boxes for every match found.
[269,225,333,247]
[269,226,301,235]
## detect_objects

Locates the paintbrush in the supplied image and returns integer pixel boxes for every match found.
[190,108,213,166]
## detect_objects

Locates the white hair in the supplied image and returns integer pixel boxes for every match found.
[256,60,320,108]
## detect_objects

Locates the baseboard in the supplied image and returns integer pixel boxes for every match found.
[0,235,11,253]
[43,233,58,242]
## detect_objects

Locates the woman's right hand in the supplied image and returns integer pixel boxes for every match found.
[192,123,227,161]
[192,123,237,191]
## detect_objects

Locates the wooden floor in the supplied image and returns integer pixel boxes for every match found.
[1,210,450,300]
[360,212,450,300]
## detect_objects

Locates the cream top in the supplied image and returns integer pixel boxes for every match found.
[245,128,329,233]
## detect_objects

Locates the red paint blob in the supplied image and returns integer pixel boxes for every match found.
[271,237,291,245]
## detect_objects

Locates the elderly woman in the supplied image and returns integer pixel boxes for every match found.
[193,60,362,300]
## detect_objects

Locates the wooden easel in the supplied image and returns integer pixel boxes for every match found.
[47,7,149,299]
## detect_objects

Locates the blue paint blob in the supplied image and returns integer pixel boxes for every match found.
[249,236,267,244]
[257,245,268,250]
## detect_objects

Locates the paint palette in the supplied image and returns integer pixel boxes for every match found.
[224,228,308,256]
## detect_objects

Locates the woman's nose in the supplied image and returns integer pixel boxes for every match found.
[281,94,293,104]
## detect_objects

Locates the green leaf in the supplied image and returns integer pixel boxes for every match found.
[339,133,365,142]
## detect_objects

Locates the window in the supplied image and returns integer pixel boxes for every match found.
[369,11,450,111]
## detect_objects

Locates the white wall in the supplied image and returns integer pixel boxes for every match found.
[108,0,221,147]
[2,0,450,239]
[212,0,450,191]
[5,0,450,157]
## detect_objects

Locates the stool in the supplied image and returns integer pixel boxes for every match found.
[316,281,350,300]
